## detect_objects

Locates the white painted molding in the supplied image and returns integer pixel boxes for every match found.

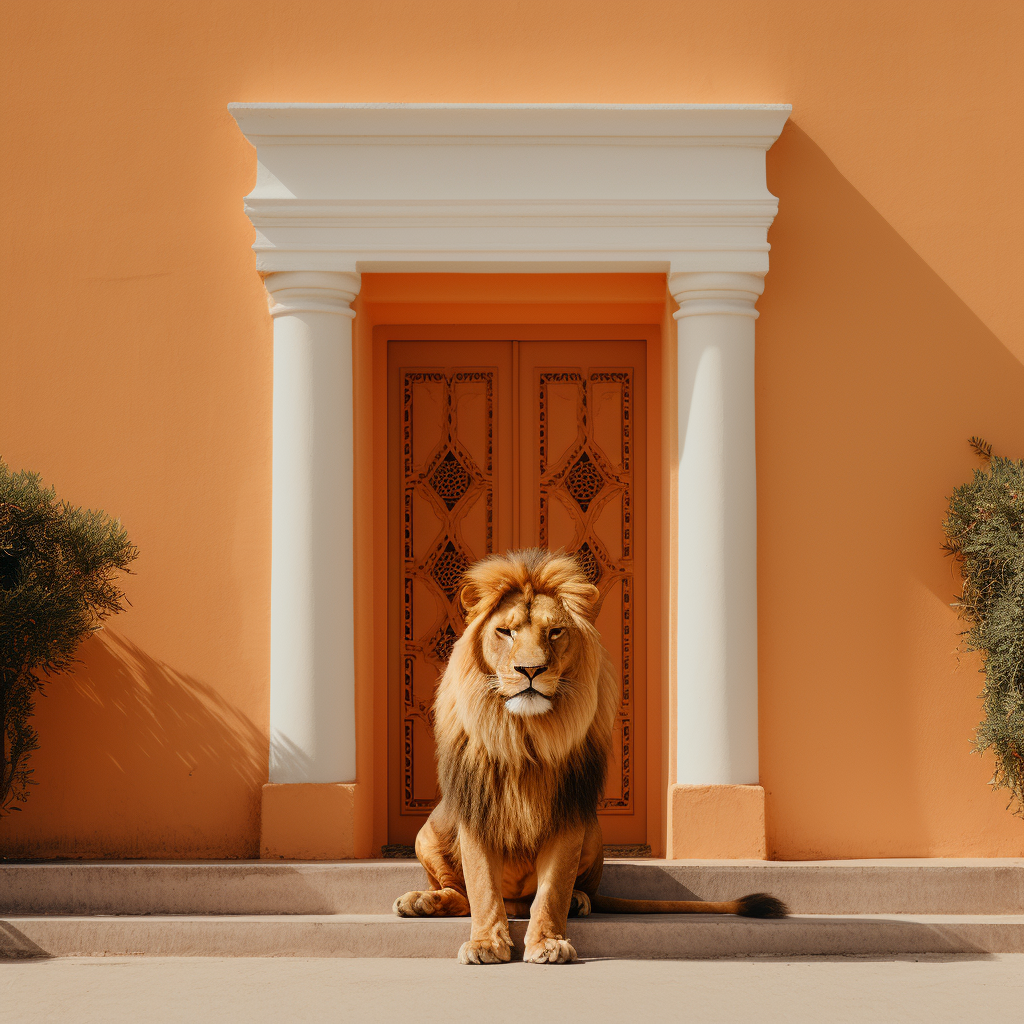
[229,103,791,795]
[669,271,765,319]
[266,270,361,318]
[230,102,790,142]
[228,103,790,274]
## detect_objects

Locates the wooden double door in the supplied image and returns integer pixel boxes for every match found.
[387,339,647,845]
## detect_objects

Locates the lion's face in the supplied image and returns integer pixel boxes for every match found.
[478,592,575,717]
[434,549,619,778]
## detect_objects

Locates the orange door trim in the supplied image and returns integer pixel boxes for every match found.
[371,325,663,851]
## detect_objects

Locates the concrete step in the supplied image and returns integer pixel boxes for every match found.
[2,859,1022,916]
[2,912,1023,959]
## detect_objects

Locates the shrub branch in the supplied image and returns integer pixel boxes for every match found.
[0,460,138,813]
[942,440,1024,815]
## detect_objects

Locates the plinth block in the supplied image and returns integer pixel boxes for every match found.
[667,783,766,859]
[261,783,356,860]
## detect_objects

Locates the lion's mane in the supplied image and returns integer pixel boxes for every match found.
[432,549,619,860]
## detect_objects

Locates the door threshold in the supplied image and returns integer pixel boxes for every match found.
[381,843,652,860]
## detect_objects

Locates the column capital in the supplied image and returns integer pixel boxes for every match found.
[264,270,362,319]
[669,271,765,321]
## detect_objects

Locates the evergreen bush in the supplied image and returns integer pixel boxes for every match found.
[942,438,1024,815]
[0,460,138,813]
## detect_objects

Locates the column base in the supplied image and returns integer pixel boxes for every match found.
[260,783,356,860]
[666,784,767,859]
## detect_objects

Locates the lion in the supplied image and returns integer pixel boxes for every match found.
[393,549,787,964]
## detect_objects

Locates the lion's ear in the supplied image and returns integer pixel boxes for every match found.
[583,583,603,621]
[460,581,487,624]
[459,557,512,625]
[459,583,477,623]
[585,585,606,622]
[563,581,601,622]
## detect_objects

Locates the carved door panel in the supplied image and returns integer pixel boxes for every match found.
[388,339,646,846]
[387,342,514,845]
[517,341,647,845]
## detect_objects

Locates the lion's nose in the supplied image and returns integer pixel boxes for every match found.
[514,665,548,682]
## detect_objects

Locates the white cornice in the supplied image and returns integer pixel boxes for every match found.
[229,102,791,141]
[228,103,790,274]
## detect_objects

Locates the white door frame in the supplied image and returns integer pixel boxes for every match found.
[229,103,790,842]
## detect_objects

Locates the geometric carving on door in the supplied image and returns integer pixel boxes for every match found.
[564,452,606,511]
[537,369,634,812]
[574,540,602,585]
[430,541,471,599]
[401,370,494,814]
[429,451,473,510]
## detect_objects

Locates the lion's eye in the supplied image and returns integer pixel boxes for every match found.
[496,627,514,638]
[548,628,564,640]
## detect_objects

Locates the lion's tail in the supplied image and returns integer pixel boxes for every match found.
[589,892,789,918]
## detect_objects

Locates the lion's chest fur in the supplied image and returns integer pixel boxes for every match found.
[436,731,606,860]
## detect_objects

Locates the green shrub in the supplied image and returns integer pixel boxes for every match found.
[0,460,138,813]
[942,438,1024,815]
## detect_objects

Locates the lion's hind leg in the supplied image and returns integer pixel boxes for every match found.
[393,887,470,918]
[396,810,471,918]
[568,890,591,918]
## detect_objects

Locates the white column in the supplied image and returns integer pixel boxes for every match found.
[671,270,763,786]
[264,270,361,784]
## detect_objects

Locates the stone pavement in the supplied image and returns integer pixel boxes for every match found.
[3,954,1021,1024]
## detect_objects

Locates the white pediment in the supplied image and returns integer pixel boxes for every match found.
[228,103,790,274]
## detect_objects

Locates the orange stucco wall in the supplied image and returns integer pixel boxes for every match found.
[1,1,1021,859]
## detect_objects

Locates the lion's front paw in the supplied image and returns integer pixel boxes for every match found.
[568,890,591,917]
[524,936,578,964]
[457,937,512,965]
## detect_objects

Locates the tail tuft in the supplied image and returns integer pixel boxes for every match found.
[735,892,789,919]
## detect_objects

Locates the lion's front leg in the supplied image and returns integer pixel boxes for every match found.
[457,823,512,965]
[524,826,585,964]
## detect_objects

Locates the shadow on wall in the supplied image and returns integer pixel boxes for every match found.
[757,123,1024,859]
[267,733,319,785]
[0,631,266,859]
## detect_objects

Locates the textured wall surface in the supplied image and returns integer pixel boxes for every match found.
[1,0,1021,858]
